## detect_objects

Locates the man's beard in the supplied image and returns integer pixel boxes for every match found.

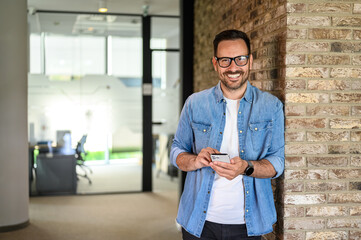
[220,69,249,91]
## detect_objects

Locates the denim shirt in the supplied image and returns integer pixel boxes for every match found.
[170,81,285,237]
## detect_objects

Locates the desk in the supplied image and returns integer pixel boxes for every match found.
[36,154,77,195]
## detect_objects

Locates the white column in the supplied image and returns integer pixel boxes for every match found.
[0,0,29,231]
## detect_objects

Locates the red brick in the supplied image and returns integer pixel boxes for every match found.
[309,28,352,40]
[307,106,349,116]
[329,169,361,179]
[329,193,361,203]
[309,3,351,13]
[306,206,347,217]
[308,54,350,65]
[331,93,361,103]
[288,16,330,26]
[330,118,361,129]
[285,156,306,168]
[285,105,305,116]
[333,17,361,27]
[306,231,347,240]
[308,80,351,90]
[287,3,306,13]
[327,218,361,229]
[286,144,327,155]
[284,218,325,230]
[284,206,304,218]
[307,131,349,142]
[287,42,330,53]
[307,156,348,167]
[331,68,361,78]
[305,182,347,192]
[286,118,327,129]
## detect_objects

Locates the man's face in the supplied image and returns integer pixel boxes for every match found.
[212,39,253,92]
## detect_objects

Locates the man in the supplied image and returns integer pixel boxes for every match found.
[170,29,285,239]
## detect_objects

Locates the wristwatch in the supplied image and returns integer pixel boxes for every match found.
[244,160,254,176]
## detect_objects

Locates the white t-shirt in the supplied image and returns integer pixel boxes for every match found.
[206,97,245,224]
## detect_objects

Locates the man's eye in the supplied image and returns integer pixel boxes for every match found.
[220,58,230,63]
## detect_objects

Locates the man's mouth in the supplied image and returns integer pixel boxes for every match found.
[225,71,243,79]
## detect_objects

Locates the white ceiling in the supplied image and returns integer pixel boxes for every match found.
[27,0,180,37]
[28,0,179,16]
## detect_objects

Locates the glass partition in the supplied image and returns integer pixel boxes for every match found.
[28,13,143,194]
[151,17,180,192]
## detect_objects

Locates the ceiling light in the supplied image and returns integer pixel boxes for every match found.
[98,0,108,13]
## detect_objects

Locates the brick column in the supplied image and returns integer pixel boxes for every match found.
[284,2,361,240]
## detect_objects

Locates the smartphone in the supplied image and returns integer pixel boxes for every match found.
[210,153,230,163]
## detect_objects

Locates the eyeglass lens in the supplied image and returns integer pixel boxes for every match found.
[218,56,248,68]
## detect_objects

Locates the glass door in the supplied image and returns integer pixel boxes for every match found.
[28,13,143,194]
[151,17,180,192]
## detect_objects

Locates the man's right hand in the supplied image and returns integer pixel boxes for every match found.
[194,147,220,169]
[176,147,220,171]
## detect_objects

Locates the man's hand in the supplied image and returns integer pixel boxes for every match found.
[194,147,220,169]
[210,156,247,180]
[176,147,220,172]
[210,157,277,179]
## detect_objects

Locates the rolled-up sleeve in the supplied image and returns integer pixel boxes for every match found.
[265,100,285,179]
[170,96,194,169]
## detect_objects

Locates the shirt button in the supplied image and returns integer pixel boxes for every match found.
[223,113,225,115]
[246,209,249,212]
[208,191,210,194]
[204,211,206,213]
[246,191,249,194]
[203,129,206,132]
[255,128,258,131]
[239,111,241,114]
[241,150,244,153]
[239,130,243,134]
[212,171,215,174]
[223,100,226,103]
[220,132,222,134]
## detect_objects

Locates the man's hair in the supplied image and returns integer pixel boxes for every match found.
[213,29,251,56]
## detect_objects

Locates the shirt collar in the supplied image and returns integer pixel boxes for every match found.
[214,81,253,103]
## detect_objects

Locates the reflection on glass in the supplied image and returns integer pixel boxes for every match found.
[45,35,106,76]
[28,13,143,194]
[151,17,179,49]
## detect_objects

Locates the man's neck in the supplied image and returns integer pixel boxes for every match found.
[221,82,247,100]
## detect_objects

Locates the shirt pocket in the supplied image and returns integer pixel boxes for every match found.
[249,121,273,152]
[191,122,212,153]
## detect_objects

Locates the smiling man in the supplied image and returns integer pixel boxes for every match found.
[171,30,285,240]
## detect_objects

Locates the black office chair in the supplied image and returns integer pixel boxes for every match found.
[75,135,92,184]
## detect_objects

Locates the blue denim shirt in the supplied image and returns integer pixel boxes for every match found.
[170,81,285,237]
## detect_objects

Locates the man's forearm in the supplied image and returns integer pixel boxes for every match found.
[249,159,276,178]
[176,152,198,172]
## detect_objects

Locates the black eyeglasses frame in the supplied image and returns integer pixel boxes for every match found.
[214,55,250,68]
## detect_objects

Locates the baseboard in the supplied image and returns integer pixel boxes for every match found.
[0,220,29,233]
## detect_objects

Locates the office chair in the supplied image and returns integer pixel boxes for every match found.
[75,135,92,184]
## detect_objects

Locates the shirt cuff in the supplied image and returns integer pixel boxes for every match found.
[171,148,187,169]
[264,155,284,179]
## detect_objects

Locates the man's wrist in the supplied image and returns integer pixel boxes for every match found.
[243,160,254,176]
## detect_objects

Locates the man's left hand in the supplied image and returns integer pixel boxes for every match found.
[210,157,248,180]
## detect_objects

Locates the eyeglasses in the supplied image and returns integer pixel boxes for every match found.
[215,55,250,68]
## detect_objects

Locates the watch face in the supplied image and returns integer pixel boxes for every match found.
[245,167,254,176]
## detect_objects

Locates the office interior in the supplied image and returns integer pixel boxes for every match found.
[0,0,194,237]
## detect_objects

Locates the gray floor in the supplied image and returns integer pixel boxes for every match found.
[0,191,182,240]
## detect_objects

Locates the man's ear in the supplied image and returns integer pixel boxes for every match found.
[212,57,218,71]
[249,54,253,70]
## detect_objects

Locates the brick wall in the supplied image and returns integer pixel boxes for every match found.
[284,1,361,240]
[193,0,361,240]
